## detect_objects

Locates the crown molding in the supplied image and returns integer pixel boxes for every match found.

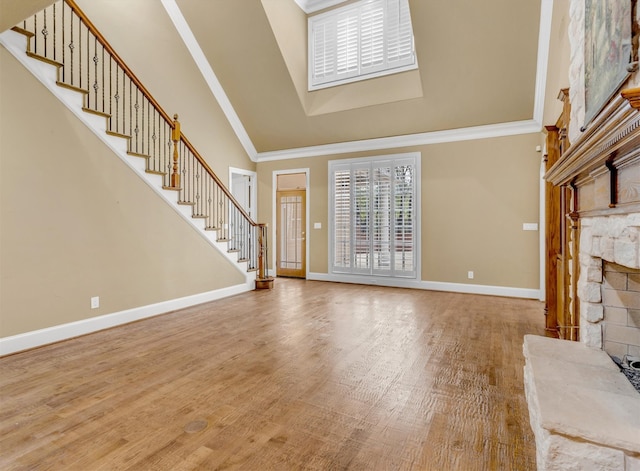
[163,0,551,163]
[254,119,542,162]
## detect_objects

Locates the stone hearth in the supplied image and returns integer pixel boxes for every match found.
[523,335,640,471]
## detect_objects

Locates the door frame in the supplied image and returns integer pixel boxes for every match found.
[229,167,257,219]
[272,168,310,279]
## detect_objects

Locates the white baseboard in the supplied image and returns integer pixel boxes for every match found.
[0,283,252,356]
[307,272,541,299]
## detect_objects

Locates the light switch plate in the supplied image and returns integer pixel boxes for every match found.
[523,223,538,231]
[314,222,322,229]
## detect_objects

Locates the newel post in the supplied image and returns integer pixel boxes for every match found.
[256,223,274,290]
[170,114,181,188]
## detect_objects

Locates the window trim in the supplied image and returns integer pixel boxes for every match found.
[328,152,421,280]
[308,0,417,91]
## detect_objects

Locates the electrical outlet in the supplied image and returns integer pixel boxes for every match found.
[468,271,474,280]
[91,296,100,309]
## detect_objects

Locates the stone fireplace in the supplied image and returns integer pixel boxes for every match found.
[522,2,640,469]
[525,93,640,468]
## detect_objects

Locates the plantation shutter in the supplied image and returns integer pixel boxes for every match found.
[309,0,415,89]
[330,155,418,279]
[360,1,385,72]
[386,0,414,65]
[333,168,351,270]
[311,19,336,81]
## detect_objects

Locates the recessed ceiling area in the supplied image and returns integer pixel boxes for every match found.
[173,0,541,153]
[261,0,424,117]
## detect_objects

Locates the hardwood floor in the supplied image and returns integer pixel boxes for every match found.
[0,279,544,470]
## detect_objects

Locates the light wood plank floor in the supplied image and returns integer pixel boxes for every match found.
[0,279,544,470]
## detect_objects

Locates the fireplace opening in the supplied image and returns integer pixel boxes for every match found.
[601,262,640,393]
[601,262,640,358]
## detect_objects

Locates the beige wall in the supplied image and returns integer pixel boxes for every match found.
[258,133,542,289]
[0,48,245,337]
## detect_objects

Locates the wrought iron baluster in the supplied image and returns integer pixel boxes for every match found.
[53,3,56,61]
[129,76,133,142]
[42,7,48,57]
[141,95,146,156]
[69,10,74,86]
[108,56,112,130]
[61,2,65,81]
[86,24,90,97]
[34,12,38,55]
[101,45,105,113]
[92,36,99,111]
[78,16,82,89]
[114,60,119,132]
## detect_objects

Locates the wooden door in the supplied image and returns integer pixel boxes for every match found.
[276,190,306,278]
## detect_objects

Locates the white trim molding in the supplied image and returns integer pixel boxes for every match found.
[0,283,252,356]
[258,120,541,162]
[308,272,541,299]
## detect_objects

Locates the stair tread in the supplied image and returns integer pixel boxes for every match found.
[11,26,35,38]
[145,169,166,176]
[106,130,131,139]
[83,107,111,118]
[162,186,182,191]
[56,81,88,94]
[127,151,150,159]
[192,215,208,219]
[26,51,63,68]
[178,201,196,206]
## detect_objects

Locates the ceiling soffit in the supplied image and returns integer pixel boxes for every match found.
[166,0,551,160]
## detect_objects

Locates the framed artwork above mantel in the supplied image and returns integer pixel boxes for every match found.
[583,0,637,129]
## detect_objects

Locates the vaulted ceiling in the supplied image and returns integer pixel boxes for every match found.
[1,0,547,157]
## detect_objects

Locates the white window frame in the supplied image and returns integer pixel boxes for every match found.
[328,152,421,280]
[308,0,417,90]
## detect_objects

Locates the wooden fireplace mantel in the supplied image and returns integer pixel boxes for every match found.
[545,87,640,217]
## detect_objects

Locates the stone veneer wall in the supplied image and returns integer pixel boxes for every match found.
[579,214,640,351]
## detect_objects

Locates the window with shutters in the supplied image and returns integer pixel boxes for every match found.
[329,153,420,279]
[308,0,417,90]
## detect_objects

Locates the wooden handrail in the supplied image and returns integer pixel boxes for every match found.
[65,0,259,228]
[65,0,173,126]
[179,131,257,226]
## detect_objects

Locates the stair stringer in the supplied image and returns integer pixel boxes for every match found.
[0,29,256,290]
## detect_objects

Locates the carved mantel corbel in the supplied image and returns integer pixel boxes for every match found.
[621,87,640,110]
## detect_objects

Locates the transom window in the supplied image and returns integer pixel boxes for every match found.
[329,153,420,279]
[308,0,417,90]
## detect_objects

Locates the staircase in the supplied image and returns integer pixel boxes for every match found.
[1,0,273,290]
